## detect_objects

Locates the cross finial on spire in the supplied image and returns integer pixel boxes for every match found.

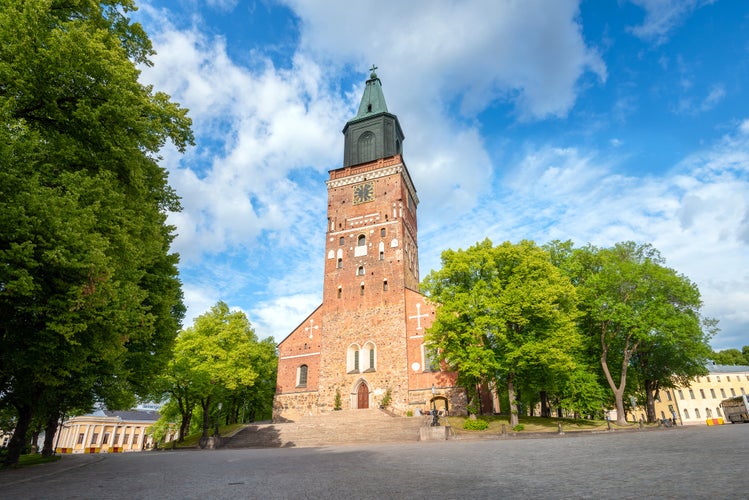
[369,64,378,79]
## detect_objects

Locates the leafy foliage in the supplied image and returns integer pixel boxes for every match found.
[463,418,489,430]
[0,0,192,465]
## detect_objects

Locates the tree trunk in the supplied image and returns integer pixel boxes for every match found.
[600,329,636,426]
[508,374,519,427]
[644,379,658,423]
[4,404,33,466]
[201,398,211,438]
[42,410,60,457]
[540,391,551,417]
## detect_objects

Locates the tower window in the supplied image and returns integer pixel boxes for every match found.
[337,258,343,269]
[360,284,365,296]
[383,280,388,291]
[339,237,344,245]
[357,266,365,276]
[337,287,342,299]
[358,234,366,246]
[379,251,384,261]
[380,228,386,237]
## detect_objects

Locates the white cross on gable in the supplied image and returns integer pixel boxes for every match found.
[408,303,429,331]
[304,319,319,339]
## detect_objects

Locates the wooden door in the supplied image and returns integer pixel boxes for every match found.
[357,384,369,409]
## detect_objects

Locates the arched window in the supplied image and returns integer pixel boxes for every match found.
[683,409,690,419]
[363,342,376,372]
[357,266,365,276]
[706,407,712,417]
[358,234,366,247]
[380,228,386,237]
[339,236,344,245]
[337,287,342,299]
[337,258,343,269]
[358,131,375,163]
[383,279,388,291]
[297,365,308,387]
[360,284,365,296]
[694,408,701,418]
[347,344,360,373]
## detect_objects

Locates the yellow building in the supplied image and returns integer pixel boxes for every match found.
[53,409,170,453]
[652,363,749,425]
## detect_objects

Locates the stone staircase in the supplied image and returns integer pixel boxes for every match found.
[224,409,426,448]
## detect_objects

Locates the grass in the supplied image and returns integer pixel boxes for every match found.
[447,415,648,435]
[0,453,61,470]
[167,423,245,449]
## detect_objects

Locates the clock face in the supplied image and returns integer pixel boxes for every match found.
[353,181,375,204]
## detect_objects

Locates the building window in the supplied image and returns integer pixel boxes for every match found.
[337,287,342,299]
[339,237,344,245]
[706,408,712,417]
[381,228,386,237]
[742,388,746,395]
[91,433,99,445]
[423,346,441,372]
[710,388,716,398]
[379,250,384,260]
[337,258,343,269]
[660,411,666,420]
[666,391,672,401]
[699,389,705,399]
[689,389,695,399]
[133,433,139,444]
[683,409,689,419]
[695,408,701,418]
[717,376,721,382]
[363,342,376,372]
[678,390,684,400]
[655,392,661,402]
[707,376,711,382]
[383,280,388,291]
[77,434,84,445]
[720,388,726,398]
[347,344,360,373]
[730,388,736,396]
[360,284,365,296]
[297,364,308,387]
[357,266,365,276]
[123,433,130,444]
[727,376,731,381]
[358,234,366,247]
[103,433,110,445]
[716,407,722,417]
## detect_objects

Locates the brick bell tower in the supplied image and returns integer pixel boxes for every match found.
[273,67,465,421]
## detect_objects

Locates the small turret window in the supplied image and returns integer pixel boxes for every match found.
[358,235,366,246]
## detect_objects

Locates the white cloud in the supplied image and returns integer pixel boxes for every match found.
[627,0,715,44]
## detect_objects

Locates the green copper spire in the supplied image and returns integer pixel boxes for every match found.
[354,64,388,119]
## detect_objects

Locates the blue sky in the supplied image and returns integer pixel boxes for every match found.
[133,0,749,350]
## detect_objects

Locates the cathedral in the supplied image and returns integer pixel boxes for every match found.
[273,68,466,420]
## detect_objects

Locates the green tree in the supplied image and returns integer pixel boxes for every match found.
[710,348,746,366]
[572,242,713,425]
[0,0,192,465]
[163,302,276,441]
[423,239,581,427]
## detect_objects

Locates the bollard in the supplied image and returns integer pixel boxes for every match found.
[557,422,564,434]
[501,424,507,435]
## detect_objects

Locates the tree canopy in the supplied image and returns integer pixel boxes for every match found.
[0,0,192,465]
[422,239,581,426]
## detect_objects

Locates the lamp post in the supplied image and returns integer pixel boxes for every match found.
[215,402,222,437]
[431,384,439,426]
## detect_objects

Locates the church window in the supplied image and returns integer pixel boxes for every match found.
[379,251,384,261]
[337,258,342,269]
[337,287,342,299]
[383,280,388,291]
[357,266,365,276]
[297,365,308,387]
[363,342,376,372]
[360,284,365,296]
[381,228,386,237]
[358,132,375,163]
[347,344,360,373]
[358,234,366,246]
[423,346,441,372]
[339,237,344,245]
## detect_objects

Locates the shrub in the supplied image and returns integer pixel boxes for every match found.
[380,387,392,408]
[334,389,342,411]
[463,418,489,431]
[406,410,413,417]
[513,424,525,432]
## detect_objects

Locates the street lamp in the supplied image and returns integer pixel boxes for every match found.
[215,402,222,437]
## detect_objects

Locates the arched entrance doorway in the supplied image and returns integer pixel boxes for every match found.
[356,382,369,409]
[430,396,448,414]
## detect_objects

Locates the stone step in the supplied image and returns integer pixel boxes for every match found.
[225,409,426,448]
